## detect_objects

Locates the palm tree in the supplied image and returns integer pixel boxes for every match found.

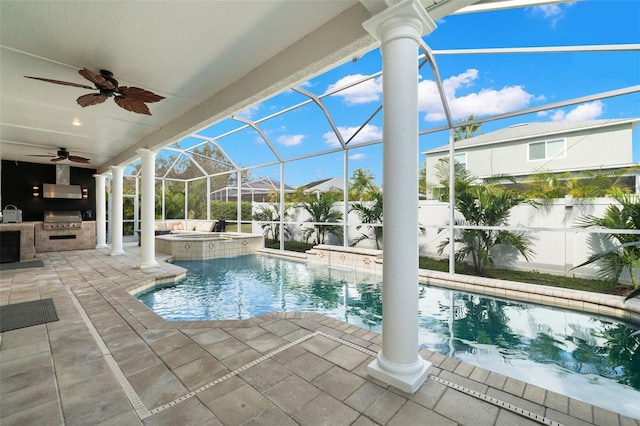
[454,115,482,141]
[432,157,475,202]
[350,190,383,249]
[438,183,535,276]
[574,189,640,294]
[524,168,633,200]
[349,168,377,201]
[301,193,343,245]
[522,171,566,200]
[419,166,427,199]
[252,203,291,242]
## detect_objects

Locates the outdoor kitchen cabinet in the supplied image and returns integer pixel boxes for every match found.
[34,221,96,253]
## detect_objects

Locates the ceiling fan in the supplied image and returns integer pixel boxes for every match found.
[25,68,165,115]
[28,148,91,164]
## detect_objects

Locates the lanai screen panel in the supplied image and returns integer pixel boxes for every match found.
[285,152,345,193]
[214,126,279,169]
[187,179,208,219]
[258,101,339,160]
[347,144,383,193]
[186,141,236,176]
[243,89,311,122]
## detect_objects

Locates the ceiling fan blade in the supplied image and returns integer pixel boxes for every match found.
[24,76,94,90]
[68,155,91,164]
[77,93,108,108]
[27,154,56,158]
[118,86,165,103]
[114,96,151,115]
[78,68,115,90]
[51,157,65,162]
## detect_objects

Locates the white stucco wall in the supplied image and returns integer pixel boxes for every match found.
[253,197,639,285]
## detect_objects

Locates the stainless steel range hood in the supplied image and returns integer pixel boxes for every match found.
[43,164,83,199]
[43,183,82,199]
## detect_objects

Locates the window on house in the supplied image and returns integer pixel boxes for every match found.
[454,152,467,170]
[528,138,565,161]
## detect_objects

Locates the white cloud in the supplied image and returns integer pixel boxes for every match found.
[547,101,604,122]
[529,3,575,28]
[348,153,367,161]
[277,134,305,146]
[323,124,382,147]
[235,104,261,120]
[419,69,535,122]
[326,74,382,105]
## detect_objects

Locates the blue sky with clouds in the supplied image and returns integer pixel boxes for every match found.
[191,0,640,187]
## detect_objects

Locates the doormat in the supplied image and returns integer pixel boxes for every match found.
[0,260,44,271]
[0,298,58,332]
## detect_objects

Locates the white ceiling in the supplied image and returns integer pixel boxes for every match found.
[0,0,560,174]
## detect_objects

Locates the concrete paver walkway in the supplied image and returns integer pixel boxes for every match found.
[1,245,638,425]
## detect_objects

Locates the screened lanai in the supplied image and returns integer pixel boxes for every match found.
[93,0,640,397]
[5,1,640,421]
[117,3,640,266]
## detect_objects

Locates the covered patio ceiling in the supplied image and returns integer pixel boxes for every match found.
[0,0,568,176]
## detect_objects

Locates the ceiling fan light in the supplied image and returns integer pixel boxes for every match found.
[72,118,82,126]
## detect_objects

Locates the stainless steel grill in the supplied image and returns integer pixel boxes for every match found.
[43,210,82,230]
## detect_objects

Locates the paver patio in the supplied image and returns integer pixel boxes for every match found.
[1,244,638,425]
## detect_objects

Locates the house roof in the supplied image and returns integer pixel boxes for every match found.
[423,118,640,155]
[211,177,295,196]
[300,177,346,193]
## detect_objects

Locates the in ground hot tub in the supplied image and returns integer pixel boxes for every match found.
[154,232,263,260]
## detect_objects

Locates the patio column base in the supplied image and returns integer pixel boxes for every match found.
[95,243,108,249]
[110,249,125,256]
[138,260,158,269]
[368,351,431,394]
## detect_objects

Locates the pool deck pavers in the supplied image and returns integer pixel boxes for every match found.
[1,244,639,426]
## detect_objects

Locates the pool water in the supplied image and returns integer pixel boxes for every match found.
[136,254,640,419]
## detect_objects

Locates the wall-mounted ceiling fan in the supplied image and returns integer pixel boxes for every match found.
[28,148,91,164]
[25,68,165,115]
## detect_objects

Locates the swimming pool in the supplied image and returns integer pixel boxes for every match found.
[136,254,640,418]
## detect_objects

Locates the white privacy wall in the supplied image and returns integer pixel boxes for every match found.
[253,197,638,285]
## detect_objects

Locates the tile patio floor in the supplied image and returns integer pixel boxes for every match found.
[1,244,639,426]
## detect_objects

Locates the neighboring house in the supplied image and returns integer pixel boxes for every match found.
[211,177,295,202]
[299,177,345,198]
[423,118,640,198]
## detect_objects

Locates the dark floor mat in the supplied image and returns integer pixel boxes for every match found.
[0,298,58,332]
[0,260,44,270]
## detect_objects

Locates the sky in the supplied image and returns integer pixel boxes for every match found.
[174,0,640,188]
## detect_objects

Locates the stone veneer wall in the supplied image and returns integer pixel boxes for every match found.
[155,233,263,260]
[0,222,35,260]
[305,244,383,273]
[35,222,96,253]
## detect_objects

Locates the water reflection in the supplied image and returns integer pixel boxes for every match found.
[417,288,639,418]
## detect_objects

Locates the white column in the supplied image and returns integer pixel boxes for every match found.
[110,165,125,255]
[237,170,242,232]
[137,149,158,268]
[363,0,436,393]
[93,174,108,248]
[279,162,285,251]
[343,150,349,247]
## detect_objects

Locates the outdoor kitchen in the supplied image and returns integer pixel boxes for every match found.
[34,210,96,253]
[0,161,97,263]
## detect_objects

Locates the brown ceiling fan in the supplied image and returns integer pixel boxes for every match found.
[28,148,91,164]
[25,68,165,115]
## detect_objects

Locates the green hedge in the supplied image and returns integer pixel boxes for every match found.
[210,201,252,221]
